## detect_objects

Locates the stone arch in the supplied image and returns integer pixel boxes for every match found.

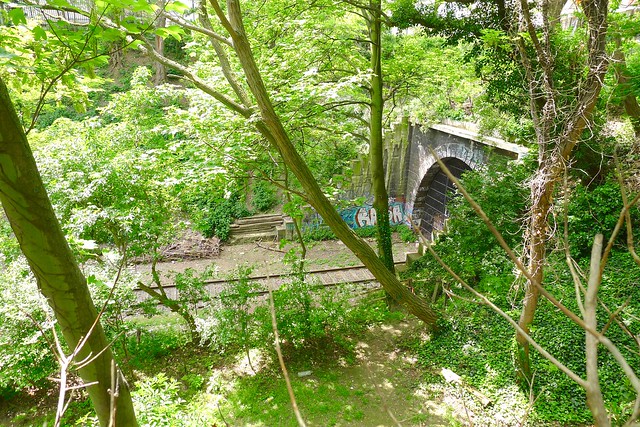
[405,142,483,239]
[412,158,471,238]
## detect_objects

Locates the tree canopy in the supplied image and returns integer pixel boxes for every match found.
[1,0,640,425]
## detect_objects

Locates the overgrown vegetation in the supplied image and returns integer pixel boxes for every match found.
[1,0,640,425]
[303,224,418,243]
[1,264,397,426]
[403,156,640,424]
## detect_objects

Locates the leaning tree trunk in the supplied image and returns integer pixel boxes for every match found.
[137,261,203,345]
[516,172,552,382]
[218,0,438,325]
[0,77,138,427]
[513,0,609,385]
[367,0,399,309]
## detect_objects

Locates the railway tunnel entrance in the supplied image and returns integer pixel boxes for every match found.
[412,157,472,239]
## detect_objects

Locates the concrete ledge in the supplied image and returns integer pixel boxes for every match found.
[431,123,529,159]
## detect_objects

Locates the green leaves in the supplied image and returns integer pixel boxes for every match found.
[8,8,26,25]
[47,0,74,9]
[95,0,154,14]
[0,7,116,129]
[155,24,185,41]
[165,0,190,13]
[567,181,640,257]
[30,81,192,257]
[32,25,47,41]
[479,28,508,50]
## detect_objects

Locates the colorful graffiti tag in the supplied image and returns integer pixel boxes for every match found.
[301,198,408,231]
[339,199,406,229]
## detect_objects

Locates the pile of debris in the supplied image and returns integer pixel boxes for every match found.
[159,230,221,261]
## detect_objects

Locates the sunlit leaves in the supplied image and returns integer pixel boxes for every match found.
[155,24,185,41]
[165,0,190,14]
[0,10,113,128]
[95,0,155,14]
[47,0,74,9]
[479,28,509,50]
[8,7,27,25]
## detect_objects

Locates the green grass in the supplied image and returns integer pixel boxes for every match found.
[221,364,386,426]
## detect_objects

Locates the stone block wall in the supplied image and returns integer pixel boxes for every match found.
[302,120,526,232]
[403,126,487,219]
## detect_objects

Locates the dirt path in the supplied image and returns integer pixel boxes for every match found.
[339,320,452,426]
[130,237,419,280]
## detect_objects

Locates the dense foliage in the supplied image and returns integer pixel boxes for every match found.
[404,157,640,423]
[1,0,640,424]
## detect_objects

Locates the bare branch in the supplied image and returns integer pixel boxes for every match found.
[584,234,610,426]
[197,3,252,107]
[614,153,640,266]
[268,290,307,427]
[600,192,640,274]
[135,37,252,117]
[163,11,232,47]
[109,359,119,427]
[517,0,547,68]
[409,217,587,387]
[563,171,586,317]
[209,0,235,36]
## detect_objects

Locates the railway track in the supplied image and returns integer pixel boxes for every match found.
[132,261,406,303]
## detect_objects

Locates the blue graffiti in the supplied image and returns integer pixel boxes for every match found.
[339,201,405,229]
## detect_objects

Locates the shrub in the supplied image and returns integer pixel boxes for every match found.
[0,260,57,397]
[202,262,391,359]
[183,191,250,240]
[202,266,261,352]
[354,225,377,238]
[254,277,389,354]
[251,180,278,212]
[395,224,417,242]
[302,226,336,242]
[566,180,640,258]
[133,374,187,425]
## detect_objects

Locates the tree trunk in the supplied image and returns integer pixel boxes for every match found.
[516,175,551,383]
[137,260,203,345]
[220,0,438,325]
[613,46,640,137]
[136,281,202,344]
[153,0,167,85]
[0,77,138,426]
[109,40,124,74]
[368,0,399,310]
[284,164,307,276]
[514,0,609,385]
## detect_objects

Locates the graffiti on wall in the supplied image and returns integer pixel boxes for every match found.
[301,197,407,231]
[339,198,406,229]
